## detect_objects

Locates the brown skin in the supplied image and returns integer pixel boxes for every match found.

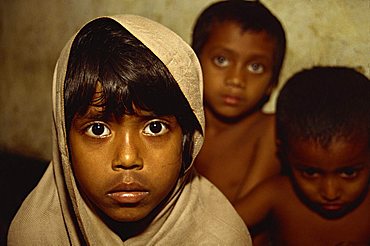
[235,136,370,245]
[69,88,183,223]
[194,21,280,203]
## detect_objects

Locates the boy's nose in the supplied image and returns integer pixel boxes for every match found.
[320,177,340,201]
[225,66,245,88]
[112,132,143,171]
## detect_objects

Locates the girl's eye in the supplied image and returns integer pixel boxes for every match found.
[339,168,358,179]
[247,63,264,74]
[85,123,111,138]
[143,121,169,136]
[213,56,229,67]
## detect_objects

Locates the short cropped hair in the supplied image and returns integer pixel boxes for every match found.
[191,0,286,85]
[64,18,202,171]
[276,66,370,148]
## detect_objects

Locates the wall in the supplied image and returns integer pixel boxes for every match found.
[0,0,369,160]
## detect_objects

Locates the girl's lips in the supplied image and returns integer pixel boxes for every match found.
[107,191,149,204]
[107,182,149,204]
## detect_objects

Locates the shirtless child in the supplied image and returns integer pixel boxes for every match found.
[235,66,370,245]
[192,0,286,203]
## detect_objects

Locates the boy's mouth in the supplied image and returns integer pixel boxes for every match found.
[321,203,343,211]
[222,94,242,106]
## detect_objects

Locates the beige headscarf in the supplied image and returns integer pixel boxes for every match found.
[8,15,251,245]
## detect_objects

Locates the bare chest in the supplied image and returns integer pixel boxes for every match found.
[194,131,259,201]
[272,193,370,246]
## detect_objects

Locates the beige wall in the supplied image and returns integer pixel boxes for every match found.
[1,0,369,160]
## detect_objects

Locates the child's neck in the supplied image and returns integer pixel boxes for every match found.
[204,107,264,134]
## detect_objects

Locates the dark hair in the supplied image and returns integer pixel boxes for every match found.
[64,17,201,171]
[276,66,370,149]
[191,0,286,85]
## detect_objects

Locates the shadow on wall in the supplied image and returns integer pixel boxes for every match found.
[0,151,48,246]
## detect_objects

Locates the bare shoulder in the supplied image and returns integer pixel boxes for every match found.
[253,112,276,152]
[245,112,276,153]
[257,112,275,124]
[235,175,289,227]
[247,175,294,213]
[234,111,273,132]
[237,175,289,210]
[255,175,289,196]
[254,112,275,138]
[194,111,279,201]
[236,112,280,197]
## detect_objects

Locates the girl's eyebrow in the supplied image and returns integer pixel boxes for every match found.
[133,108,167,118]
[135,113,174,122]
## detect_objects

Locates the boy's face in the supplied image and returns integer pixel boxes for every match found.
[199,21,276,119]
[285,136,370,218]
[69,97,183,222]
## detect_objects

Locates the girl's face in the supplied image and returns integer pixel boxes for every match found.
[286,136,370,218]
[68,90,183,222]
[199,21,275,119]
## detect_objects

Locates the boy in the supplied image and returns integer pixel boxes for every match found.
[8,15,252,245]
[192,0,286,203]
[235,66,370,245]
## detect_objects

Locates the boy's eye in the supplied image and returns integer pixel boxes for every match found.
[213,56,229,67]
[143,121,169,136]
[339,168,358,179]
[247,63,264,74]
[301,168,320,178]
[85,123,111,138]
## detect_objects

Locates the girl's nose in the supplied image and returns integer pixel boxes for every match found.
[111,131,143,171]
[320,177,341,201]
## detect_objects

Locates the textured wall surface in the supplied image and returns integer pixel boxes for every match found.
[1,0,369,160]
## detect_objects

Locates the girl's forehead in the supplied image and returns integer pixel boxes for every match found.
[76,105,178,126]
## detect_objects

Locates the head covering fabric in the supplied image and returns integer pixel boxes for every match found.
[8,15,251,245]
